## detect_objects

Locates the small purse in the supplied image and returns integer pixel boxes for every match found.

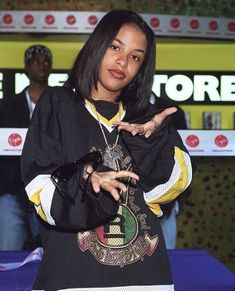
[50,151,102,202]
[50,151,118,230]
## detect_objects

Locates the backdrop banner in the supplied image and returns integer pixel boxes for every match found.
[0,128,235,156]
[0,11,234,39]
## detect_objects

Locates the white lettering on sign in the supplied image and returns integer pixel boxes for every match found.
[152,74,235,102]
[221,76,235,101]
[15,73,68,94]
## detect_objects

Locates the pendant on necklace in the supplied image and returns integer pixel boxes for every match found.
[103,145,120,170]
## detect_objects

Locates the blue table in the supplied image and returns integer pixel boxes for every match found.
[169,250,235,291]
[0,249,235,291]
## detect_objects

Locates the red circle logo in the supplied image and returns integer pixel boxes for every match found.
[214,135,228,147]
[24,14,34,25]
[8,133,22,147]
[186,135,200,148]
[170,18,180,28]
[150,17,160,28]
[3,14,13,24]
[228,21,235,32]
[88,15,98,25]
[190,19,199,29]
[209,20,218,31]
[45,14,55,25]
[66,15,76,25]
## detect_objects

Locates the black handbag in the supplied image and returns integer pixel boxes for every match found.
[50,151,119,231]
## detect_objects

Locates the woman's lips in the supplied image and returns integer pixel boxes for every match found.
[109,69,126,79]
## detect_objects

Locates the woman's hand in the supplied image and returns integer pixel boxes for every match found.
[113,107,177,138]
[83,165,139,201]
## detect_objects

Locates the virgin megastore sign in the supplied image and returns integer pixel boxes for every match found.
[152,72,235,105]
[0,128,235,157]
[179,130,235,156]
[0,128,26,156]
[0,11,234,39]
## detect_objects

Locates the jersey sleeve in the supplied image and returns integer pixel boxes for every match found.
[21,87,118,230]
[122,107,192,217]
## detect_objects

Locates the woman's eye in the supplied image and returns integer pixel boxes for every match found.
[110,45,119,51]
[131,55,141,62]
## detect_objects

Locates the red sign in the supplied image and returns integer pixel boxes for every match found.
[88,15,98,25]
[190,19,199,29]
[228,21,235,32]
[66,15,76,25]
[45,14,55,25]
[186,135,200,147]
[150,17,160,28]
[170,18,180,28]
[24,14,34,25]
[2,14,13,25]
[8,133,22,147]
[214,135,228,147]
[209,20,218,31]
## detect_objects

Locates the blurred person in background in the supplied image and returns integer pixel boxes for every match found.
[0,44,52,250]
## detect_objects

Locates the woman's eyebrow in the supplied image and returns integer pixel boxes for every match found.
[114,38,145,53]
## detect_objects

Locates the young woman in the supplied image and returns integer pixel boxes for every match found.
[21,10,192,291]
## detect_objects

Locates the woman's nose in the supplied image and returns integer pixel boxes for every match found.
[116,55,127,69]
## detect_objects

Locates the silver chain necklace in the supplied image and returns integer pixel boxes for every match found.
[93,102,121,163]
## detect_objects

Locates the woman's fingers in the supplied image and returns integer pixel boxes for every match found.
[83,164,93,179]
[90,176,123,201]
[89,170,139,200]
[115,170,139,181]
[152,107,177,125]
[89,175,101,193]
[131,126,145,136]
[103,180,127,201]
[113,121,146,136]
[113,121,138,134]
[114,107,178,138]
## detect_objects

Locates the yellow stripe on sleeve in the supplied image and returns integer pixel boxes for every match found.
[30,189,43,206]
[29,188,49,222]
[25,174,56,225]
[144,147,192,216]
[37,206,48,222]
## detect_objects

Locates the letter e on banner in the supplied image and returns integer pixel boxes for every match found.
[221,76,235,101]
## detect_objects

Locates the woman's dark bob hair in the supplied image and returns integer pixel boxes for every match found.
[64,10,156,114]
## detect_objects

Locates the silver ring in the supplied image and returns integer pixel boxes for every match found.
[139,128,146,136]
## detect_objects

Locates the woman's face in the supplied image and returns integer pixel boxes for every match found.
[94,23,147,101]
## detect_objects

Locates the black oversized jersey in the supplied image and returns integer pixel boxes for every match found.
[21,87,192,290]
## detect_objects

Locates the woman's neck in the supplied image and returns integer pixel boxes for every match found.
[91,88,120,103]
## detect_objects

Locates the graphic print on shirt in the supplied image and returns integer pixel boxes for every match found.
[77,144,159,267]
